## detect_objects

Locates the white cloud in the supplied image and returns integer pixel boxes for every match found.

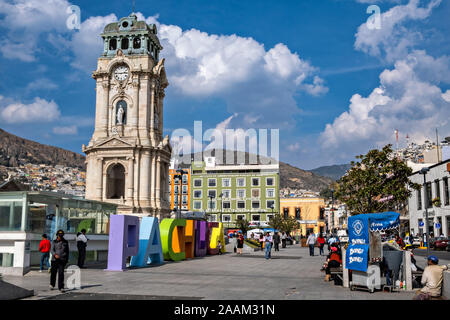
[287,142,301,152]
[354,0,441,62]
[0,97,61,123]
[70,14,118,72]
[26,78,58,91]
[0,0,72,62]
[53,125,77,135]
[320,51,450,160]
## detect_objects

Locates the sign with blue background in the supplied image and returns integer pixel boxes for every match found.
[346,244,369,272]
[349,216,369,245]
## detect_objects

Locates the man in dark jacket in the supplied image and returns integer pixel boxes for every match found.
[273,232,281,251]
[50,229,69,292]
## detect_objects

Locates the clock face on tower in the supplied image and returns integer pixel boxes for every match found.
[113,65,129,81]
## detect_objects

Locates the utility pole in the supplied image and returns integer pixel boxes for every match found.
[420,167,430,257]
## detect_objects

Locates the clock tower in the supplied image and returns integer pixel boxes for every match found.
[83,14,172,218]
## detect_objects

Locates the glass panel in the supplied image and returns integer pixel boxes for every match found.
[0,253,14,267]
[109,38,117,50]
[0,201,22,231]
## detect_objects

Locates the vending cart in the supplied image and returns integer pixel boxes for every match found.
[346,212,400,293]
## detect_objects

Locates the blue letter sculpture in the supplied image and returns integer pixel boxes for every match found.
[130,217,164,267]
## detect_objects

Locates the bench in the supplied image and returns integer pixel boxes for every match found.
[329,267,344,284]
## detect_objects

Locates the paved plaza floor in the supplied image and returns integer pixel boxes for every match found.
[4,244,417,300]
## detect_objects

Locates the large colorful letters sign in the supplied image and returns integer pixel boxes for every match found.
[130,217,164,267]
[207,222,219,255]
[194,220,207,257]
[106,215,140,271]
[106,215,228,270]
[184,219,195,259]
[160,219,186,261]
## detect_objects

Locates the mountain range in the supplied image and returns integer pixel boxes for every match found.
[0,128,342,191]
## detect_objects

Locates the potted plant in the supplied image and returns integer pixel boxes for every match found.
[432,197,441,207]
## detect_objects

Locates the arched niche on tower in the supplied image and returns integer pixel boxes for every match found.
[104,161,128,200]
[109,94,134,130]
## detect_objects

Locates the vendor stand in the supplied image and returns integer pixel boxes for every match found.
[346,212,401,293]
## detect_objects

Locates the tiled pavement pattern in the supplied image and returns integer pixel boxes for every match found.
[4,244,416,300]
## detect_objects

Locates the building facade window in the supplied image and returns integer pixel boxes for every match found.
[266,214,273,221]
[222,190,231,198]
[208,190,216,198]
[266,177,274,186]
[222,178,231,187]
[208,201,216,210]
[283,207,289,219]
[237,189,245,198]
[251,178,260,186]
[444,177,449,206]
[252,201,260,209]
[194,190,202,198]
[266,188,275,198]
[237,214,246,221]
[174,185,179,194]
[267,200,275,209]
[182,175,188,184]
[426,182,432,208]
[223,201,231,209]
[252,214,260,221]
[237,201,246,209]
[209,214,217,222]
[193,201,202,210]
[194,179,202,187]
[208,179,217,187]
[182,185,188,194]
[251,189,260,198]
[237,178,246,187]
[434,179,441,200]
[182,195,188,205]
[295,207,301,219]
[223,215,231,222]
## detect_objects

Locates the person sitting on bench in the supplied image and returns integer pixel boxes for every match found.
[324,245,342,282]
[413,256,448,300]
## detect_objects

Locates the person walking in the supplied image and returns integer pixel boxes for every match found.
[38,234,51,273]
[50,230,69,293]
[317,233,326,256]
[264,232,273,259]
[237,233,244,255]
[307,232,316,256]
[281,232,287,248]
[273,232,281,251]
[233,232,238,253]
[76,229,88,268]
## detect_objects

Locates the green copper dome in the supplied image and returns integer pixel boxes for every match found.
[100,14,162,60]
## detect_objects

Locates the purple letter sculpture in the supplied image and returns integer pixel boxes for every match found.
[194,220,207,257]
[106,215,140,271]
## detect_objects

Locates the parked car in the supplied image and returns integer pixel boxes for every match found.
[411,236,421,248]
[447,241,450,252]
[433,237,449,250]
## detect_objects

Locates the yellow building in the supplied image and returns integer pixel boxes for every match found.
[280,197,326,236]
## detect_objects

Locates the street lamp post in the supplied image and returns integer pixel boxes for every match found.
[420,167,430,257]
[218,193,223,224]
[208,194,215,221]
[176,169,187,219]
[330,188,335,234]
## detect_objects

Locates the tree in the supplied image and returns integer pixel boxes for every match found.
[335,144,420,215]
[267,214,300,235]
[236,218,250,235]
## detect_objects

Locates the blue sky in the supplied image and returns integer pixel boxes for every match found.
[0,0,449,169]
